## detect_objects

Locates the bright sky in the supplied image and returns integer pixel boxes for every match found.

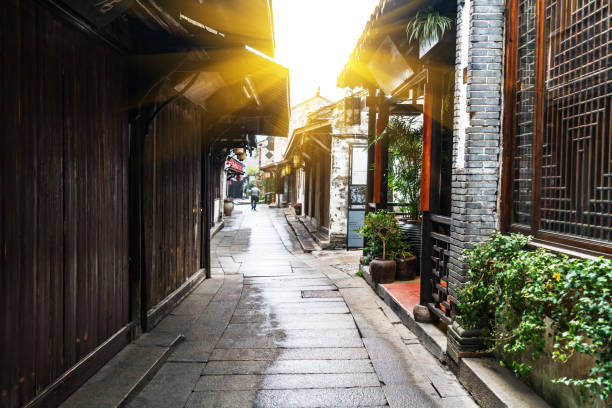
[272,0,380,106]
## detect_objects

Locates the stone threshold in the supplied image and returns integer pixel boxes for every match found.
[452,357,551,408]
[359,264,447,363]
[359,264,552,408]
[211,219,224,239]
[283,209,317,252]
[60,335,184,408]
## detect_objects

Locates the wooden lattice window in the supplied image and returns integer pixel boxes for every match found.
[504,0,612,255]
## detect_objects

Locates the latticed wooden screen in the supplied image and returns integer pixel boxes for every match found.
[508,0,612,250]
[512,0,537,226]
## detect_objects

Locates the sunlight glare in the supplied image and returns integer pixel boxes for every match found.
[272,0,380,105]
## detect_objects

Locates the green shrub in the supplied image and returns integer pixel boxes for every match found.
[359,210,408,261]
[458,233,612,401]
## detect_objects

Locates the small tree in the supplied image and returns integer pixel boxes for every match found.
[360,210,402,260]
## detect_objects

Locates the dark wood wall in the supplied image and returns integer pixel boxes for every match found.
[1,1,130,407]
[143,88,204,308]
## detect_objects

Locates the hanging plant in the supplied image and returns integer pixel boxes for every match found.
[406,8,453,45]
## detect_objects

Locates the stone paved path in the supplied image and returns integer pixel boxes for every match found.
[127,206,477,408]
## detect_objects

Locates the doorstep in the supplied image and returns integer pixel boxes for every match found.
[454,357,551,408]
[211,219,224,239]
[359,264,447,362]
[283,210,317,252]
[60,335,184,408]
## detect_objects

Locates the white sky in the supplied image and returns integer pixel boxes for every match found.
[272,0,380,106]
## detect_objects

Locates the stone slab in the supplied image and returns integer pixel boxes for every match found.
[60,345,170,408]
[127,362,203,408]
[202,359,375,375]
[460,357,551,408]
[254,387,387,407]
[194,373,381,391]
[208,347,370,361]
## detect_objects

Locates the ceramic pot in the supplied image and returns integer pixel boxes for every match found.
[399,220,422,260]
[369,259,396,284]
[223,201,234,216]
[396,256,417,280]
[294,206,302,215]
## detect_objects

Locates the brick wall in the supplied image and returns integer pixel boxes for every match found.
[448,0,505,298]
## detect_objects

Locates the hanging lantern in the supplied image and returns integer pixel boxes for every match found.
[292,153,302,167]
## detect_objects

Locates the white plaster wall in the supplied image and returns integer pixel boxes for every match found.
[329,136,351,237]
[328,97,369,246]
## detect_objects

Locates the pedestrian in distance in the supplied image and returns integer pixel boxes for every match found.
[250,185,260,211]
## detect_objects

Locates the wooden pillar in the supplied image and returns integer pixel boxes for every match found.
[419,75,444,306]
[373,92,389,208]
[420,82,433,213]
[379,96,390,209]
[202,144,212,276]
[366,88,377,212]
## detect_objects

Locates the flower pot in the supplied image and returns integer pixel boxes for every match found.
[396,255,417,280]
[223,201,234,216]
[369,259,396,284]
[294,206,302,215]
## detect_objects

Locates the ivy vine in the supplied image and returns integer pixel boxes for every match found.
[458,233,612,401]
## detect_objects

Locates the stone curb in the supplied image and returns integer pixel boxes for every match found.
[358,265,552,408]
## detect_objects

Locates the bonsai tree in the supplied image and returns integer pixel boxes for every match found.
[360,210,401,260]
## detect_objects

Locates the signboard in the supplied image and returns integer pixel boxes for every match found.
[347,209,365,248]
[225,158,244,173]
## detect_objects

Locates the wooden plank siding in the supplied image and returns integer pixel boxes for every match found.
[143,86,203,309]
[1,1,130,407]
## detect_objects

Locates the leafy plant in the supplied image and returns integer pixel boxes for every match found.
[359,210,402,260]
[458,233,612,401]
[385,118,422,220]
[406,8,453,45]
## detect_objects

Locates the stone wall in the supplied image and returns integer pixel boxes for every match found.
[328,95,369,248]
[448,0,505,298]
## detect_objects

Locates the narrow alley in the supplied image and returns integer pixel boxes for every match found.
[63,206,476,408]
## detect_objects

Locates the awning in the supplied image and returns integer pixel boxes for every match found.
[173,45,290,140]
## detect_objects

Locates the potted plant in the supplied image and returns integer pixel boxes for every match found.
[391,243,417,281]
[359,210,400,284]
[294,202,302,216]
[223,197,234,216]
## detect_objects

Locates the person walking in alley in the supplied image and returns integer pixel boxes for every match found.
[250,185,260,211]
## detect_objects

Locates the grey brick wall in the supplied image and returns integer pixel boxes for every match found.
[448,0,505,299]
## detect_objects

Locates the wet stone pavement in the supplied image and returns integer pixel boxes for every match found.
[127,206,478,408]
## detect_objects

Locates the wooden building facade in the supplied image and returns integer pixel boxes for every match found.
[1,1,288,407]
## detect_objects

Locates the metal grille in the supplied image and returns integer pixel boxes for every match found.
[540,0,612,241]
[512,0,537,225]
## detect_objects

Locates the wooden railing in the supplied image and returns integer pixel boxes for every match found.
[421,213,455,325]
